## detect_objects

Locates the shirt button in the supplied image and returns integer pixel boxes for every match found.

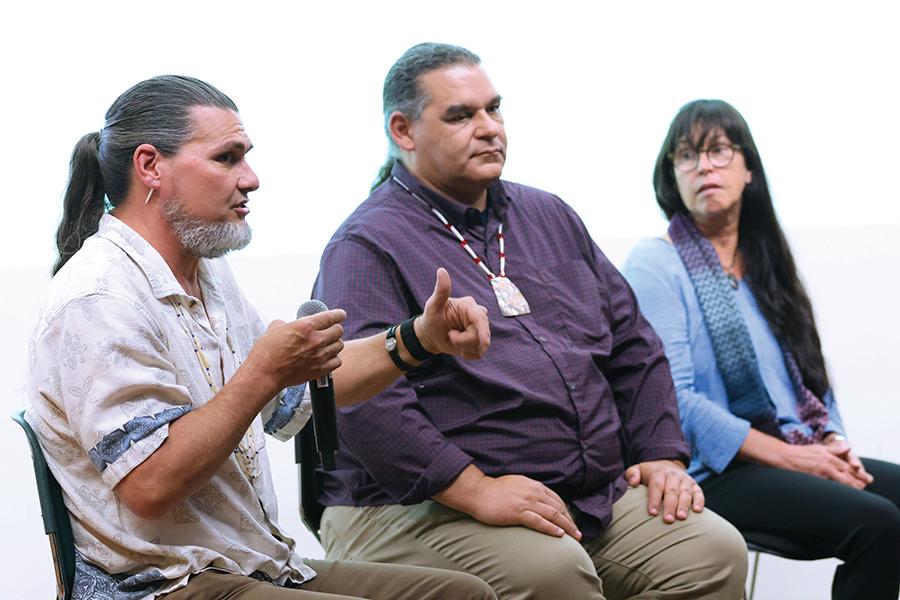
[567,382,577,391]
[538,336,547,343]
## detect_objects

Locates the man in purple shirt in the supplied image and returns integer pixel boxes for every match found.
[312,43,747,599]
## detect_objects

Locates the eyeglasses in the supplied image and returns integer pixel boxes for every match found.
[670,143,741,172]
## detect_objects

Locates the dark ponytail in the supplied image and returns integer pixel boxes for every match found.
[50,75,239,276]
[371,158,395,191]
[53,132,104,275]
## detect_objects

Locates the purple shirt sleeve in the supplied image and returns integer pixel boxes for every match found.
[585,231,690,466]
[315,237,473,502]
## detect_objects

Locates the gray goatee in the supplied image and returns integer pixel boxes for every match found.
[161,197,252,258]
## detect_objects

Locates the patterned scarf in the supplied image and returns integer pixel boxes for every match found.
[668,213,829,444]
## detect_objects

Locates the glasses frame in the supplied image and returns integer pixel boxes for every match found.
[670,143,741,173]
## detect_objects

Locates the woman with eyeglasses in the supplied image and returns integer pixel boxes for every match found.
[623,99,900,599]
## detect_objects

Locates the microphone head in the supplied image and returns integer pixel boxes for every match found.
[297,299,329,320]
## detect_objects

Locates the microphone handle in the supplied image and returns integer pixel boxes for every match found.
[310,374,338,471]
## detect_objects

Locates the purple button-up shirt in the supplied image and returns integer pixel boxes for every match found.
[313,162,689,539]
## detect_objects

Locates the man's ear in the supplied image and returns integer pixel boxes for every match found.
[133,143,162,191]
[388,111,416,152]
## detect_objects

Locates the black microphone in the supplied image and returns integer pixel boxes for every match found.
[296,299,339,471]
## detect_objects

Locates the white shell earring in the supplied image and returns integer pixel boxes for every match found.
[145,180,159,204]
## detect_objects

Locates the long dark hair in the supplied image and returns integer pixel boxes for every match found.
[53,75,238,275]
[372,42,481,190]
[653,99,830,397]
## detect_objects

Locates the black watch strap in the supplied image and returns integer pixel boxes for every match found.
[385,325,416,372]
[400,316,436,362]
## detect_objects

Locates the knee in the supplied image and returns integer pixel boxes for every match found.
[490,534,602,600]
[708,513,749,571]
[441,571,498,600]
[845,494,900,556]
[852,492,900,528]
[685,510,749,592]
[885,499,900,538]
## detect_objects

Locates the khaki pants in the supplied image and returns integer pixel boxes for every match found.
[162,559,497,599]
[321,486,748,600]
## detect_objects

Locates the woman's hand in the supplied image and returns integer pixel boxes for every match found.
[822,434,874,487]
[780,442,870,489]
[740,428,872,489]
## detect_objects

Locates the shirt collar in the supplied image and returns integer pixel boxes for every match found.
[96,213,200,301]
[390,160,510,229]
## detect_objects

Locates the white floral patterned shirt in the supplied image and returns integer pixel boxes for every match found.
[26,213,314,599]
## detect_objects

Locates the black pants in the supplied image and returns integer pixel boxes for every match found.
[701,458,900,600]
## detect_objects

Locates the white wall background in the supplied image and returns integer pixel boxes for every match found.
[1,1,898,599]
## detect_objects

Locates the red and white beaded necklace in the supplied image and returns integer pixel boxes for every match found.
[392,176,531,317]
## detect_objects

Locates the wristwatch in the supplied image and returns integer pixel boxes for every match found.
[385,324,416,372]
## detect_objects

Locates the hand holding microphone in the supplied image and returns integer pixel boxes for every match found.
[296,299,341,471]
[246,305,346,391]
[268,270,488,471]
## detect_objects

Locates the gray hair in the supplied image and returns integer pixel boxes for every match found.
[372,43,481,190]
[54,75,238,275]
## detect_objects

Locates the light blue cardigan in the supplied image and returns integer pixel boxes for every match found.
[623,238,844,482]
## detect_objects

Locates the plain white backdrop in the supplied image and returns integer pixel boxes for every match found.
[1,2,898,599]
[1,0,899,268]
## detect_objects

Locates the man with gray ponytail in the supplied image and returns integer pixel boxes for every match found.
[26,75,494,600]
[313,43,748,599]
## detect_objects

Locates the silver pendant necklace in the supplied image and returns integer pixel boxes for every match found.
[725,272,739,290]
[723,246,740,290]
